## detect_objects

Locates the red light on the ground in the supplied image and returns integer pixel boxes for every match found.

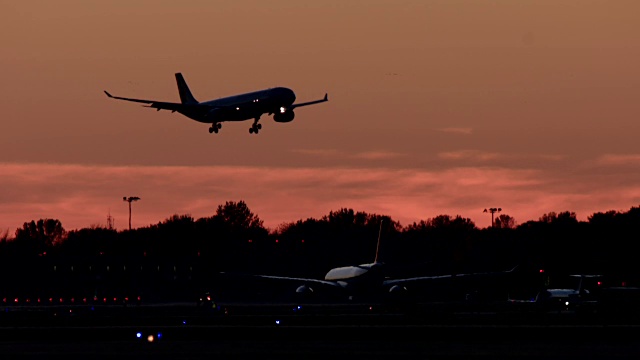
[248,239,252,243]
[59,298,63,303]
[275,239,279,243]
[83,298,87,303]
[539,269,544,273]
[14,298,18,303]
[622,282,627,287]
[597,281,602,286]
[301,239,304,243]
[103,297,107,303]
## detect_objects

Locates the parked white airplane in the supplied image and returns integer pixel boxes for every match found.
[219,221,520,303]
[104,73,328,134]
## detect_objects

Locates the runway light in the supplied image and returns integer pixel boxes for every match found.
[136,332,142,338]
[157,332,163,340]
[147,335,154,342]
[275,320,280,325]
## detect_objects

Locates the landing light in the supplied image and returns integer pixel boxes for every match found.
[280,107,286,113]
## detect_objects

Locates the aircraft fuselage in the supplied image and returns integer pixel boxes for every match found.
[181,87,296,123]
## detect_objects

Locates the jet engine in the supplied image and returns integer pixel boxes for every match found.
[295,284,314,295]
[273,110,295,123]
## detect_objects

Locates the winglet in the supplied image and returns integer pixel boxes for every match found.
[324,93,328,101]
[104,91,113,98]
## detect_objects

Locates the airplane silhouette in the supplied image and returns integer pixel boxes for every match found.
[216,221,520,304]
[104,73,328,134]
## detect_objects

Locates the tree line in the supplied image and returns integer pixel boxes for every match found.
[1,201,639,283]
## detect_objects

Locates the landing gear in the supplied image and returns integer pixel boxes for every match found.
[249,117,262,134]
[209,123,221,134]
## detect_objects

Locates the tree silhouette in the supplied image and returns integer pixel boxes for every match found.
[494,214,517,229]
[13,218,65,256]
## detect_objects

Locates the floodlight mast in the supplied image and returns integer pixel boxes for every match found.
[483,207,502,228]
[123,196,141,230]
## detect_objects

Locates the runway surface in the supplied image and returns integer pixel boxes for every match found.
[1,301,640,359]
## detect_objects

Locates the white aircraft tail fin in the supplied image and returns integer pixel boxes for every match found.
[175,73,198,104]
[374,220,383,264]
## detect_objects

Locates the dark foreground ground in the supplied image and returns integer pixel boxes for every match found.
[2,301,640,359]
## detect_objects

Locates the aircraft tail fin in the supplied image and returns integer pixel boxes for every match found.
[175,73,198,104]
[374,220,383,264]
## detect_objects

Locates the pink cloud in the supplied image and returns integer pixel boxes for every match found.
[0,161,639,235]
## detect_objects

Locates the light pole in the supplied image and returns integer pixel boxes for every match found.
[123,196,140,230]
[483,207,502,228]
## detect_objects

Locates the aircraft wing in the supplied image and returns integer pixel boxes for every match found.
[290,93,328,109]
[383,266,519,288]
[220,272,342,288]
[104,91,191,112]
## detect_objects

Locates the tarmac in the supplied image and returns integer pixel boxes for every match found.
[1,300,640,359]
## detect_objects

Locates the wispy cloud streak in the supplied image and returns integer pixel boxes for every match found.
[0,161,639,234]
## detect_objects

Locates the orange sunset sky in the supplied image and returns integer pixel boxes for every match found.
[2,0,640,233]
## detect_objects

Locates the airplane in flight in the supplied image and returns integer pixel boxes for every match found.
[213,221,521,305]
[104,73,328,135]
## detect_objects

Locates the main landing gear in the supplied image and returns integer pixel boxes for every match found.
[249,117,262,134]
[209,123,221,134]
